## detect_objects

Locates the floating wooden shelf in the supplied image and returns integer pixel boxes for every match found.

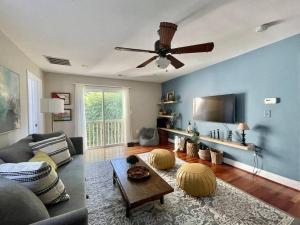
[159,128,254,151]
[160,128,193,137]
[157,101,178,105]
[157,115,174,118]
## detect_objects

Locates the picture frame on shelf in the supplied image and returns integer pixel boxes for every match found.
[53,109,72,121]
[51,92,71,105]
[166,90,175,101]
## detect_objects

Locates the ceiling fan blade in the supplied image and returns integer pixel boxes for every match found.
[170,42,214,54]
[159,22,177,49]
[166,55,184,69]
[136,56,158,68]
[115,47,155,53]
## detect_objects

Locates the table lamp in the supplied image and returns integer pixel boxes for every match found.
[40,98,64,132]
[238,123,250,146]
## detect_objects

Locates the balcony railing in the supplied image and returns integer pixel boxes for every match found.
[86,119,124,148]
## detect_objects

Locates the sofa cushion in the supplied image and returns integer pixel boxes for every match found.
[0,158,5,164]
[30,134,72,167]
[0,177,50,225]
[30,150,58,170]
[47,155,85,217]
[0,161,70,205]
[0,135,34,163]
[32,131,76,156]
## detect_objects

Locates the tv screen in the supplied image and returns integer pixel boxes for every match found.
[193,94,236,123]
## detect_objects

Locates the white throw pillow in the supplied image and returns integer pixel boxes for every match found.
[30,134,72,167]
[0,161,70,205]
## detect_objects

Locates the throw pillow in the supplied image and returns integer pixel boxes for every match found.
[0,135,34,163]
[29,151,58,170]
[30,134,72,167]
[0,161,70,205]
[32,131,76,156]
[0,177,50,225]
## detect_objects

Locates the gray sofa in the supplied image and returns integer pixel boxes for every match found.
[0,134,87,225]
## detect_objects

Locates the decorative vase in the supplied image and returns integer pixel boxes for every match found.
[198,149,211,161]
[186,141,199,157]
[210,149,223,164]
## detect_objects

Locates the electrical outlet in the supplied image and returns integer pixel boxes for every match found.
[264,110,271,118]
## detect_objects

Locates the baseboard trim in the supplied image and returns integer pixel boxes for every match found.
[223,158,300,191]
[168,138,300,191]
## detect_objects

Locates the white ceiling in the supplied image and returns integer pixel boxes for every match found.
[0,0,300,83]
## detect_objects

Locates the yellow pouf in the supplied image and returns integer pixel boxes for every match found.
[176,163,216,197]
[148,149,175,170]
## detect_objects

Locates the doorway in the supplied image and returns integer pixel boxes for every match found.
[84,87,124,148]
[27,71,43,134]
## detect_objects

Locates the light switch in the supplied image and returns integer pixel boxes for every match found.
[264,110,271,118]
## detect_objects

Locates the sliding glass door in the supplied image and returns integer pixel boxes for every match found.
[85,88,124,148]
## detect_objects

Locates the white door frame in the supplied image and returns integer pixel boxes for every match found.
[27,70,44,134]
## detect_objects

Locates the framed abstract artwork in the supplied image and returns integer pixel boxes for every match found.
[0,65,21,134]
[51,92,71,105]
[53,109,72,121]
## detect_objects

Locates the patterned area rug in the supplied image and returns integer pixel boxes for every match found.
[86,153,295,225]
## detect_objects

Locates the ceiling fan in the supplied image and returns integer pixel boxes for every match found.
[115,22,214,69]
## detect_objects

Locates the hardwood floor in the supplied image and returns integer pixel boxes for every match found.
[84,143,300,219]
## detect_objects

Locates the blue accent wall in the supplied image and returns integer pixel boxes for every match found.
[162,34,300,181]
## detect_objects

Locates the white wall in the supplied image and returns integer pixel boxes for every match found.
[0,30,43,148]
[44,72,161,140]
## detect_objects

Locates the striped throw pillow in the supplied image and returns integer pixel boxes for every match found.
[30,134,72,167]
[0,161,70,205]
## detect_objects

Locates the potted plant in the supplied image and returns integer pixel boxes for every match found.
[198,142,211,161]
[186,133,199,157]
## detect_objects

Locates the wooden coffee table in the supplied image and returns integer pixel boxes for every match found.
[110,156,174,217]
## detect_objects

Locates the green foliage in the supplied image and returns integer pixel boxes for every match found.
[84,91,123,122]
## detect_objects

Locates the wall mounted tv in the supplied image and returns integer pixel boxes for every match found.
[193,94,236,123]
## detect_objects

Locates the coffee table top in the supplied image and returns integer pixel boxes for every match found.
[110,156,174,207]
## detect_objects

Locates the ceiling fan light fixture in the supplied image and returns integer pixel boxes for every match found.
[115,21,214,70]
[156,57,170,69]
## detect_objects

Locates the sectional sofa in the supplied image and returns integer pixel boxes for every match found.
[0,133,87,225]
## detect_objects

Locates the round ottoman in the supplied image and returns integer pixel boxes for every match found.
[176,163,216,197]
[148,149,175,170]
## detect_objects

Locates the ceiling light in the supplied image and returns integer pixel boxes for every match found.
[155,57,170,69]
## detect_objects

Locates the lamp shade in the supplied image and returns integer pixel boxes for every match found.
[40,98,64,113]
[238,122,250,131]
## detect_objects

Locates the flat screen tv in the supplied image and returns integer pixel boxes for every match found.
[193,94,236,123]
